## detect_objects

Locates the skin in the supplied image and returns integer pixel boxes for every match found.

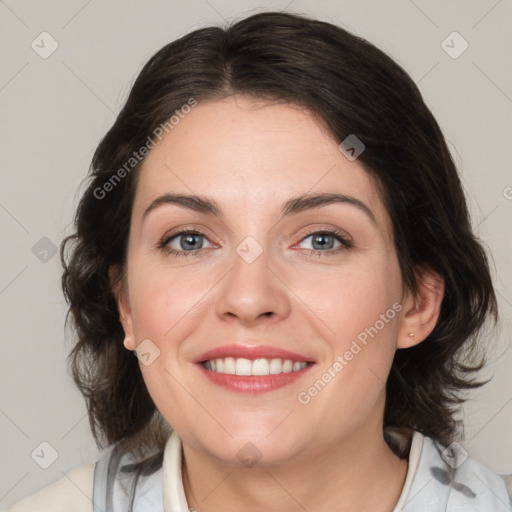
[114,94,444,512]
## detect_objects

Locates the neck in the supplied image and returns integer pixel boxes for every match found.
[181,422,409,512]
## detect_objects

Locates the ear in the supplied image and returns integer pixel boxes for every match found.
[397,267,444,349]
[109,265,136,351]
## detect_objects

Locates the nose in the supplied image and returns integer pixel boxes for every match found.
[214,240,291,326]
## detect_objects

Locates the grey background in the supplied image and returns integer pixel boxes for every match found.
[1,0,511,508]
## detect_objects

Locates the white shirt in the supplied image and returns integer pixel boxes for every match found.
[9,429,512,511]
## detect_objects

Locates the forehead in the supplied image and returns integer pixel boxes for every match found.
[133,96,390,231]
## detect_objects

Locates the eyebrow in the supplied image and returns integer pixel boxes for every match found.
[142,192,376,224]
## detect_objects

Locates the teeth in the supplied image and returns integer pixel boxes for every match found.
[236,357,252,375]
[252,358,269,376]
[202,357,309,376]
[292,361,303,372]
[224,357,235,375]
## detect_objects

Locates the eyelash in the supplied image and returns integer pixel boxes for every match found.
[157,230,212,257]
[157,227,353,258]
[299,227,353,256]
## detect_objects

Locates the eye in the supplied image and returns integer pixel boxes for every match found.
[158,227,351,257]
[159,230,213,256]
[297,228,352,255]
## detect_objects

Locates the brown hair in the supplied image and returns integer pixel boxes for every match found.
[61,11,497,459]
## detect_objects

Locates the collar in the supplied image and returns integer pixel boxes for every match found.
[160,430,424,512]
[161,429,510,512]
[162,430,188,511]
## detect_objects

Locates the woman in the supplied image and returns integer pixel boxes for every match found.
[9,10,511,512]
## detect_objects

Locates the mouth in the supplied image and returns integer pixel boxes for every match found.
[200,357,314,376]
[193,344,316,394]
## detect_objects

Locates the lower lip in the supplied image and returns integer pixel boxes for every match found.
[196,363,315,394]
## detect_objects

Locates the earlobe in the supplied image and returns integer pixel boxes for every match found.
[123,335,134,351]
[397,268,444,349]
[109,265,136,351]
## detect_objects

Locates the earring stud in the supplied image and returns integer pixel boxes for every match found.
[408,332,415,339]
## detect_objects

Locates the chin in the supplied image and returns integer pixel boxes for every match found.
[198,430,306,467]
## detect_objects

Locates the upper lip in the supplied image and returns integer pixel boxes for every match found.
[193,344,315,363]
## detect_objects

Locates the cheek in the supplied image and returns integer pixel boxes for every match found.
[291,254,402,341]
[126,263,208,423]
[291,255,402,395]
[127,258,209,342]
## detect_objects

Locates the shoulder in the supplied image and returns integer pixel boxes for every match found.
[8,462,95,512]
[408,434,511,511]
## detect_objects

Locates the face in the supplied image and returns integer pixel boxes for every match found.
[117,95,409,465]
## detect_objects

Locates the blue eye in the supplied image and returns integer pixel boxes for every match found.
[159,231,212,256]
[297,229,352,255]
[158,227,352,258]
[300,233,340,250]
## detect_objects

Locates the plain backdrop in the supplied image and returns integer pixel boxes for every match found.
[1,0,511,508]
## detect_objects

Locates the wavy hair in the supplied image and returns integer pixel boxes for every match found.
[61,11,497,460]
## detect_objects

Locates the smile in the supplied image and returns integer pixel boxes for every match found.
[197,359,315,394]
[201,357,311,376]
